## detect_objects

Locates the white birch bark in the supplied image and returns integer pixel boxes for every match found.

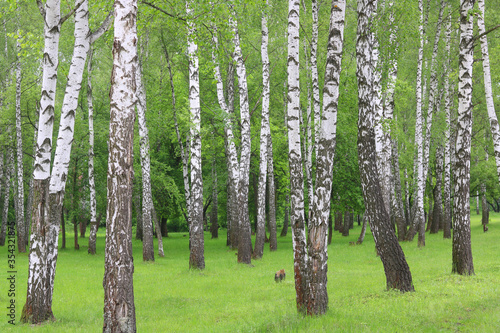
[187,1,204,269]
[22,0,61,323]
[380,1,397,223]
[443,6,452,239]
[477,0,500,184]
[307,0,346,315]
[103,0,138,330]
[287,0,308,313]
[211,30,240,250]
[0,142,13,247]
[267,135,277,251]
[136,60,163,260]
[357,0,414,292]
[45,1,90,312]
[452,0,475,276]
[15,28,26,253]
[253,0,270,259]
[406,0,425,243]
[230,7,253,264]
[311,0,320,158]
[165,48,191,228]
[422,0,445,184]
[87,47,98,254]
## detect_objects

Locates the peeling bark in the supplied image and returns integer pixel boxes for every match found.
[287,0,308,312]
[102,0,138,330]
[254,0,271,260]
[357,0,414,292]
[452,0,475,276]
[187,1,205,270]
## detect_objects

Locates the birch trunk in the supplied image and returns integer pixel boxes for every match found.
[477,0,500,185]
[22,0,61,324]
[136,60,157,261]
[357,0,414,292]
[211,35,239,249]
[268,136,277,251]
[210,162,218,239]
[0,144,13,246]
[44,1,91,314]
[306,0,345,315]
[253,1,271,259]
[443,4,452,239]
[481,183,488,232]
[187,1,204,270]
[87,47,98,254]
[452,0,475,276]
[165,47,191,231]
[392,138,406,241]
[311,0,320,159]
[406,0,425,243]
[422,0,445,184]
[431,146,443,234]
[103,0,138,330]
[15,28,26,253]
[380,1,398,224]
[230,8,253,264]
[287,0,308,312]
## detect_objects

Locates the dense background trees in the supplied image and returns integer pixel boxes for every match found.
[0,0,499,324]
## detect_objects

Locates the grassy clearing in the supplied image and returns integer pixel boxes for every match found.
[1,212,500,332]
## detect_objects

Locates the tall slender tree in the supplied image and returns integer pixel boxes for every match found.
[102,0,138,330]
[306,0,346,315]
[477,0,500,185]
[187,0,205,270]
[230,5,253,264]
[452,0,475,276]
[356,0,414,292]
[22,0,62,323]
[287,0,308,312]
[253,0,271,259]
[136,58,163,260]
[15,17,25,253]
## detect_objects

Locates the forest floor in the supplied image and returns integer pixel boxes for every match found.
[1,212,499,332]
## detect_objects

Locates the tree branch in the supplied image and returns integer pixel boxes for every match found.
[60,0,84,26]
[37,0,46,17]
[141,1,186,22]
[90,11,113,44]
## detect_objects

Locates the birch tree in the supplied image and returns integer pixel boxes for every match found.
[253,0,271,260]
[15,23,25,253]
[452,0,475,276]
[356,0,414,292]
[287,0,308,312]
[306,0,346,315]
[267,136,277,251]
[102,0,138,330]
[406,0,425,243]
[136,59,164,260]
[442,3,452,239]
[477,0,500,185]
[87,47,98,254]
[187,0,205,269]
[230,6,253,264]
[22,0,62,323]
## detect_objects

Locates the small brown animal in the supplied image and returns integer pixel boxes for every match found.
[275,269,286,282]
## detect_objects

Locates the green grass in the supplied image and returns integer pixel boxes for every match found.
[1,212,500,332]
